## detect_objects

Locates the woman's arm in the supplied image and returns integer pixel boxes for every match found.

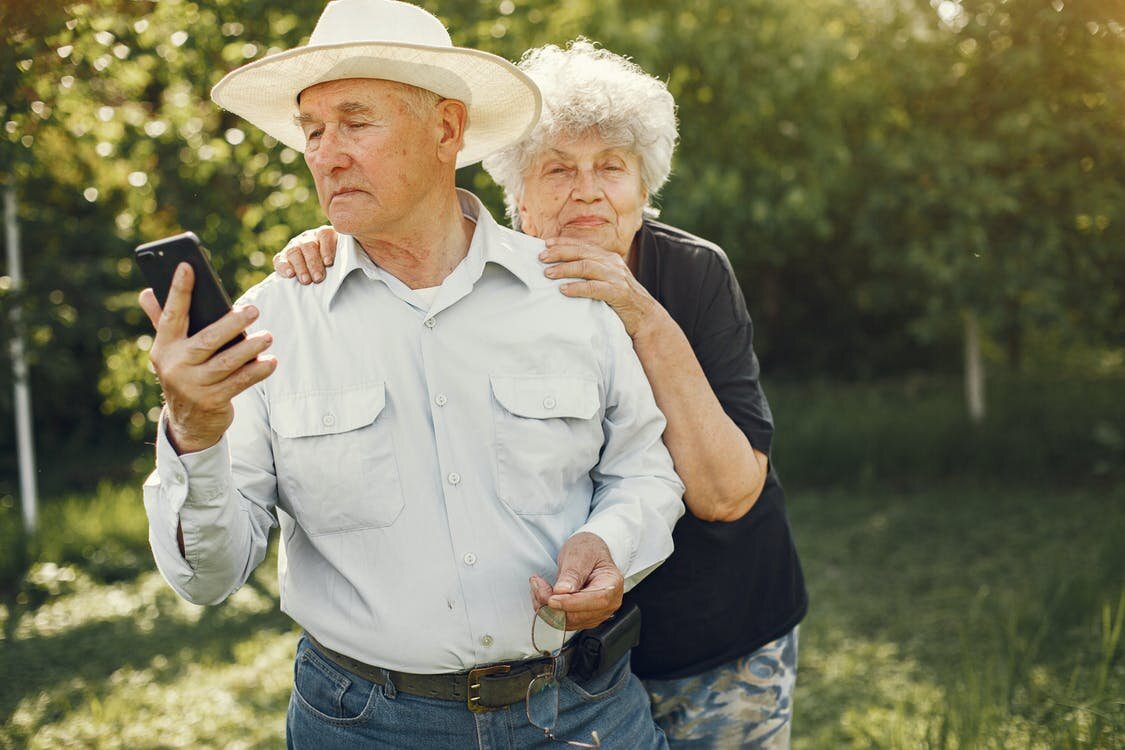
[540,237,767,522]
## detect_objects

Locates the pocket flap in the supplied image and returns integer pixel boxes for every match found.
[490,375,599,420]
[271,383,387,438]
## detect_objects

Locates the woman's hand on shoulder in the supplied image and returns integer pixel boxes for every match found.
[539,236,661,338]
[273,225,337,284]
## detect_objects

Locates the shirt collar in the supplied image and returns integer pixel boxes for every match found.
[323,189,540,310]
[456,189,542,290]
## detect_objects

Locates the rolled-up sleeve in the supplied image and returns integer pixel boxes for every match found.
[142,384,277,605]
[576,309,685,590]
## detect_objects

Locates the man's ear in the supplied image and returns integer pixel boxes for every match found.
[436,99,467,164]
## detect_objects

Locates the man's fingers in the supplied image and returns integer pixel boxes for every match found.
[529,575,554,609]
[547,585,617,611]
[192,351,279,406]
[154,263,194,342]
[200,329,274,383]
[217,354,278,398]
[183,305,260,365]
[139,288,162,329]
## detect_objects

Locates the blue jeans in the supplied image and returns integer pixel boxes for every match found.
[286,634,668,749]
[643,628,799,750]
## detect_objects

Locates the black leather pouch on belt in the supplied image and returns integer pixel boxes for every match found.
[570,602,641,680]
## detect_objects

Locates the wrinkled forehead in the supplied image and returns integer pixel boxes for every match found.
[532,129,638,161]
[297,77,434,109]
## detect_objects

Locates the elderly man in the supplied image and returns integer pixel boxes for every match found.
[137,1,683,748]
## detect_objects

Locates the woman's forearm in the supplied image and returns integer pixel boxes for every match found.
[630,309,768,522]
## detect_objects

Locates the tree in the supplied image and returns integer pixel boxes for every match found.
[2,0,1122,496]
[847,0,1125,417]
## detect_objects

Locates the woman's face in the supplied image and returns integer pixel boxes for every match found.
[517,133,647,258]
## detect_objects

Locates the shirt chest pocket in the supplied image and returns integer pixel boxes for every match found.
[271,383,404,535]
[490,374,604,515]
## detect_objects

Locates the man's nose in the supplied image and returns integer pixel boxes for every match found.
[312,124,352,170]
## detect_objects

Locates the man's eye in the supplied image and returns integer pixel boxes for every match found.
[306,128,323,141]
[345,121,369,131]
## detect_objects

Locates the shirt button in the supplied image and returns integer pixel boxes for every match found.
[448,472,461,485]
[463,552,477,565]
[434,393,448,407]
[173,472,185,484]
[322,413,336,427]
[480,634,494,647]
[542,396,557,410]
[423,317,436,328]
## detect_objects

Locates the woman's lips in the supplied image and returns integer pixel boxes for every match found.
[565,216,609,228]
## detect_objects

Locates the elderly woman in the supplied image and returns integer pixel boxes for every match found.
[276,40,807,750]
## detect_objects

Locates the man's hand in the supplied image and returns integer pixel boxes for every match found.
[529,531,624,631]
[273,225,338,284]
[539,237,661,339]
[140,263,277,454]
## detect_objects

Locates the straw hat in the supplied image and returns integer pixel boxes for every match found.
[210,0,541,168]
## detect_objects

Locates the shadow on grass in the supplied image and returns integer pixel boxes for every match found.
[788,482,1125,749]
[0,574,294,725]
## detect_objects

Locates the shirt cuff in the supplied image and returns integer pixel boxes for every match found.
[574,513,635,577]
[154,408,231,506]
[573,511,675,594]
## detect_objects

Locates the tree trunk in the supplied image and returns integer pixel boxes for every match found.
[964,309,986,424]
[5,184,39,532]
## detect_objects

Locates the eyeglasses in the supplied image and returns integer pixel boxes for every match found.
[527,606,603,748]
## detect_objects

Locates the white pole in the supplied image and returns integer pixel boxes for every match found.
[5,185,38,534]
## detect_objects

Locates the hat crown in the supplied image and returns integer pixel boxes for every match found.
[308,0,453,49]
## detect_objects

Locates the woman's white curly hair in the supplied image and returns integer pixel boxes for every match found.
[481,39,678,231]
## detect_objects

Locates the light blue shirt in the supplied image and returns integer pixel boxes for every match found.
[143,191,684,672]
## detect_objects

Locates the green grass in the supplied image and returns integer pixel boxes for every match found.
[789,484,1124,749]
[768,376,1125,490]
[0,482,1121,748]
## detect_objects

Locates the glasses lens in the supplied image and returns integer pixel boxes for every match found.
[526,671,560,732]
[532,606,567,655]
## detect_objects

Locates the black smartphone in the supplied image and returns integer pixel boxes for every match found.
[134,231,246,352]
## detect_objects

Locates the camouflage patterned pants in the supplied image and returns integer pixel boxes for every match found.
[642,627,799,749]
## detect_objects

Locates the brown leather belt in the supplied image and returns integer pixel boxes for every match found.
[306,633,576,713]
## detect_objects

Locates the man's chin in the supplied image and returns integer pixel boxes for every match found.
[326,214,360,236]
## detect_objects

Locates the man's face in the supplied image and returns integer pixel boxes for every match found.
[517,133,648,258]
[298,78,441,240]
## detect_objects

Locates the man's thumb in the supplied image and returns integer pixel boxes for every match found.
[553,570,581,594]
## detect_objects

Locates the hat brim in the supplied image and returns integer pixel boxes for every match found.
[211,41,540,168]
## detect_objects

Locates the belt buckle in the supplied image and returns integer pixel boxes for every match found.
[467,664,511,713]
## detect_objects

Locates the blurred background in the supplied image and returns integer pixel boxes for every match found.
[0,0,1122,747]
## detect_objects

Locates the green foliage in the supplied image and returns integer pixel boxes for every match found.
[0,482,151,599]
[769,375,1125,490]
[1,0,1123,493]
